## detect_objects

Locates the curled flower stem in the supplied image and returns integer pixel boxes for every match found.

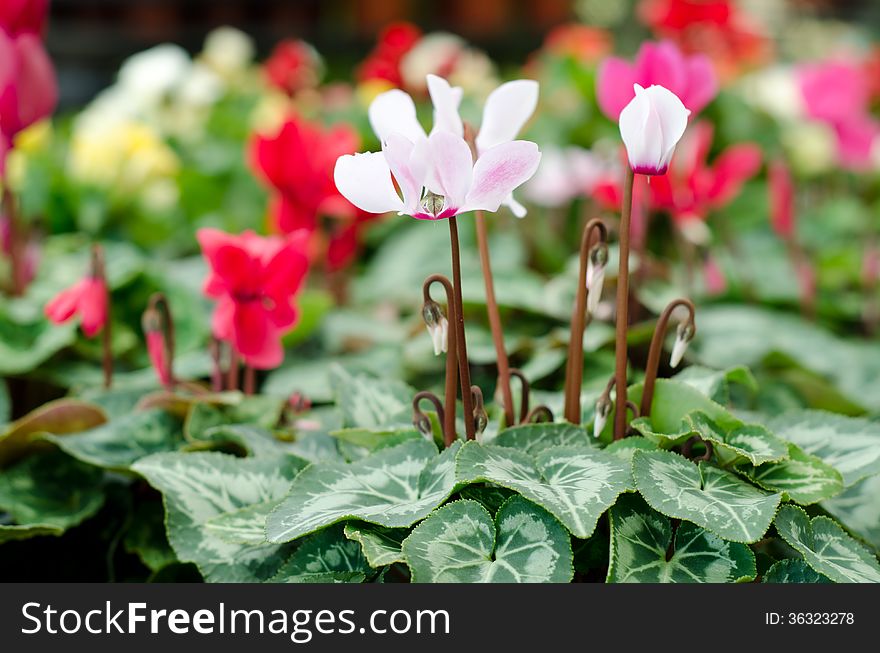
[423,274,458,446]
[470,385,488,437]
[681,435,713,462]
[564,218,607,424]
[509,368,531,424]
[640,298,696,418]
[145,292,176,390]
[413,391,445,441]
[448,216,476,440]
[91,245,112,389]
[524,405,554,424]
[613,168,635,441]
[244,366,256,396]
[209,337,224,392]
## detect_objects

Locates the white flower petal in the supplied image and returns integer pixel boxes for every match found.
[476,79,539,153]
[427,74,464,138]
[619,84,690,175]
[427,131,474,211]
[368,89,427,144]
[334,152,404,215]
[382,133,422,214]
[462,141,541,213]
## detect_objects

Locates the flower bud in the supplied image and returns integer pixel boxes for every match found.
[586,244,608,315]
[670,322,695,368]
[619,84,690,175]
[593,395,612,438]
[142,308,172,389]
[421,300,448,355]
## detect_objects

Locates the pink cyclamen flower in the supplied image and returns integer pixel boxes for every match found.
[198,228,309,370]
[597,40,717,120]
[44,277,108,337]
[146,330,172,388]
[768,158,795,241]
[334,130,540,220]
[0,0,49,36]
[619,84,690,175]
[367,74,539,216]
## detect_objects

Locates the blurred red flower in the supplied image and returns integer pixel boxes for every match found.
[45,276,108,338]
[357,22,422,86]
[198,228,310,369]
[768,158,794,241]
[263,39,322,96]
[0,0,48,36]
[543,24,611,63]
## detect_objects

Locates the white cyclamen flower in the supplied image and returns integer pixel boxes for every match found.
[619,84,690,175]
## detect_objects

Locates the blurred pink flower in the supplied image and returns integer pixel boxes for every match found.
[703,255,727,295]
[0,0,48,37]
[619,84,691,175]
[523,146,611,208]
[198,228,310,370]
[45,277,108,338]
[146,330,172,388]
[768,159,794,241]
[597,40,717,120]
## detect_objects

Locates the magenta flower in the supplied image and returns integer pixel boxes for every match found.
[197,228,310,370]
[597,40,717,120]
[45,277,108,338]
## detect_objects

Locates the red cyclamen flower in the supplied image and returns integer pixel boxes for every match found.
[356,22,421,87]
[44,277,108,337]
[768,159,794,241]
[198,228,309,370]
[0,0,49,37]
[263,39,322,96]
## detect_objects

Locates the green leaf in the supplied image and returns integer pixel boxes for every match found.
[608,494,756,583]
[632,450,781,543]
[822,474,880,550]
[328,427,422,451]
[266,440,460,543]
[458,486,517,515]
[184,393,286,438]
[132,452,306,582]
[0,399,107,466]
[762,559,831,583]
[743,444,844,505]
[42,409,183,470]
[774,505,880,583]
[402,497,573,583]
[0,316,76,375]
[0,523,63,543]
[0,379,10,425]
[344,522,408,568]
[684,411,789,467]
[270,524,371,583]
[603,437,659,463]
[268,571,367,583]
[203,501,279,545]
[0,450,104,530]
[765,411,880,486]
[195,424,312,464]
[455,442,631,538]
[672,365,758,404]
[492,422,594,455]
[330,365,414,429]
[123,500,177,572]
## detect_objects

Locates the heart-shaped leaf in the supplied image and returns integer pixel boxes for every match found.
[608,494,756,583]
[196,424,315,463]
[672,365,758,404]
[762,559,831,583]
[266,440,460,543]
[773,505,880,583]
[330,365,414,429]
[684,411,788,467]
[766,411,880,486]
[492,422,594,455]
[270,524,371,583]
[455,442,631,538]
[344,522,408,568]
[132,451,306,582]
[402,497,573,583]
[632,450,781,543]
[743,444,843,505]
[821,474,880,550]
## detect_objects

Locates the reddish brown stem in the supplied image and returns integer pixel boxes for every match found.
[640,298,696,418]
[424,274,459,446]
[413,391,445,440]
[243,365,256,396]
[227,350,240,392]
[146,292,176,389]
[209,337,223,392]
[448,216,476,440]
[564,218,607,424]
[613,168,635,440]
[91,245,112,389]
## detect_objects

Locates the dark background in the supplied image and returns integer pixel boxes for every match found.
[43,0,880,109]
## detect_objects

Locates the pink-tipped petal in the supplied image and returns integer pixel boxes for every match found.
[620,84,690,175]
[334,152,405,215]
[78,278,108,338]
[463,140,541,213]
[476,79,539,152]
[367,88,426,144]
[426,74,464,138]
[382,133,423,214]
[427,131,473,211]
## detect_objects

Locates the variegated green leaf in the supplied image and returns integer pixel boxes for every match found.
[266,440,459,543]
[672,365,758,404]
[629,379,732,447]
[632,450,781,543]
[204,501,279,545]
[327,427,422,452]
[762,559,831,583]
[123,500,177,572]
[684,411,788,467]
[743,444,843,505]
[455,442,631,538]
[402,497,573,583]
[603,437,659,463]
[0,523,62,543]
[0,450,104,530]
[492,422,594,455]
[608,494,756,583]
[42,410,183,470]
[766,411,880,486]
[269,571,366,583]
[196,424,313,463]
[330,365,414,429]
[184,393,286,439]
[132,452,306,582]
[270,524,370,583]
[343,522,407,567]
[822,474,880,550]
[458,486,517,515]
[774,505,880,583]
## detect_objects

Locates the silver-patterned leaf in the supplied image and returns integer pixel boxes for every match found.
[271,524,370,582]
[629,379,733,447]
[608,494,756,583]
[343,522,408,567]
[402,497,573,583]
[492,422,594,455]
[773,505,880,583]
[684,411,788,467]
[743,444,843,505]
[132,452,305,582]
[603,437,659,463]
[455,442,631,538]
[330,365,414,429]
[266,440,459,543]
[766,411,880,486]
[632,450,781,543]
[822,474,880,550]
[197,424,314,463]
[762,559,831,583]
[204,501,280,545]
[672,365,758,404]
